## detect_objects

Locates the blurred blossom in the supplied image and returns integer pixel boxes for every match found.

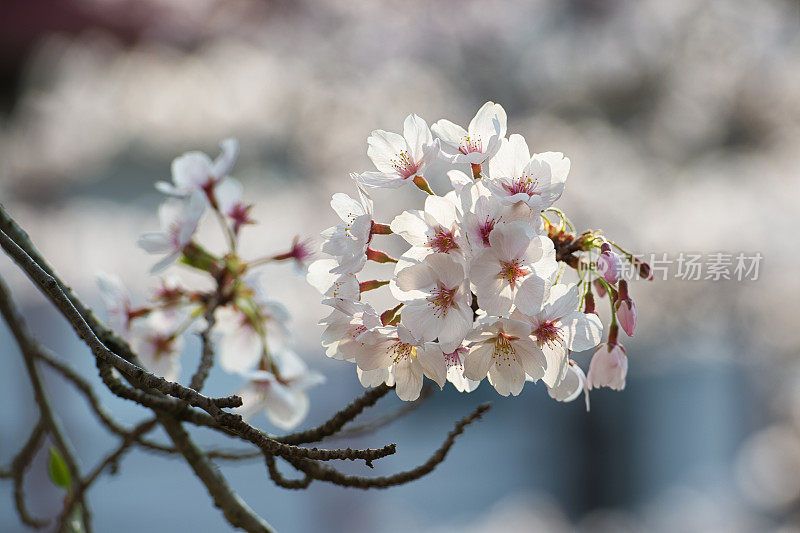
[736,425,800,511]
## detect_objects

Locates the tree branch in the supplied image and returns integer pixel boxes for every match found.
[156,413,276,533]
[0,276,92,532]
[283,402,491,489]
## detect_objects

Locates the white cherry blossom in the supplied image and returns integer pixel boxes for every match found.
[469,221,557,316]
[96,272,134,337]
[355,114,439,189]
[511,284,604,388]
[215,280,291,374]
[485,134,570,213]
[156,138,239,197]
[587,342,628,391]
[235,350,325,430]
[137,191,205,273]
[457,179,533,255]
[215,177,254,234]
[350,325,446,401]
[319,298,382,361]
[390,195,466,259]
[357,367,395,388]
[432,101,507,165]
[129,311,184,382]
[321,183,373,275]
[395,253,473,353]
[544,360,590,410]
[463,318,545,396]
[306,258,360,301]
[443,344,480,393]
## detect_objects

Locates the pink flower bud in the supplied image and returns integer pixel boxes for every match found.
[614,280,636,336]
[587,342,628,390]
[634,257,654,281]
[596,243,621,284]
[593,278,607,298]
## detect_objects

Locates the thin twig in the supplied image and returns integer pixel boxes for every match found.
[189,293,219,392]
[277,383,393,445]
[264,455,311,490]
[0,202,494,533]
[55,419,158,532]
[0,207,278,533]
[327,384,433,441]
[34,347,176,453]
[157,413,276,533]
[286,403,491,489]
[0,229,242,416]
[0,276,93,532]
[8,418,48,528]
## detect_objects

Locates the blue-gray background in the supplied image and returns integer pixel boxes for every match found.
[0,1,798,531]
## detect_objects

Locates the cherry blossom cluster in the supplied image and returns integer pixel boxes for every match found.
[97,139,323,429]
[310,102,649,404]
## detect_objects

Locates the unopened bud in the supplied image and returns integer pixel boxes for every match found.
[593,279,607,298]
[597,243,622,284]
[613,280,636,336]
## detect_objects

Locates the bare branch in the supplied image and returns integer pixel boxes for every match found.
[286,403,491,489]
[55,419,158,532]
[277,383,393,445]
[0,203,492,532]
[189,284,222,392]
[264,455,311,490]
[0,228,242,417]
[7,419,48,528]
[0,275,92,532]
[327,384,433,441]
[157,414,276,533]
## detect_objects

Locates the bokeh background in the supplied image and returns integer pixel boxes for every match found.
[1,1,799,531]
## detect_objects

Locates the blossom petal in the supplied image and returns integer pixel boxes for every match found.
[390,210,429,247]
[418,344,447,389]
[563,311,604,352]
[464,342,493,381]
[403,113,433,164]
[367,130,408,174]
[394,359,424,401]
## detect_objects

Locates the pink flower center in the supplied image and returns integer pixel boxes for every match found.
[478,216,498,247]
[500,259,530,288]
[503,177,540,197]
[427,228,459,253]
[493,332,517,365]
[168,222,183,249]
[444,347,467,368]
[428,285,457,317]
[349,325,367,339]
[390,151,419,179]
[388,339,416,363]
[228,202,254,233]
[288,238,314,263]
[535,321,562,348]
[459,135,483,154]
[150,334,175,360]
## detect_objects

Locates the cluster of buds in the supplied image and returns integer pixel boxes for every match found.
[311,102,649,405]
[98,140,323,430]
